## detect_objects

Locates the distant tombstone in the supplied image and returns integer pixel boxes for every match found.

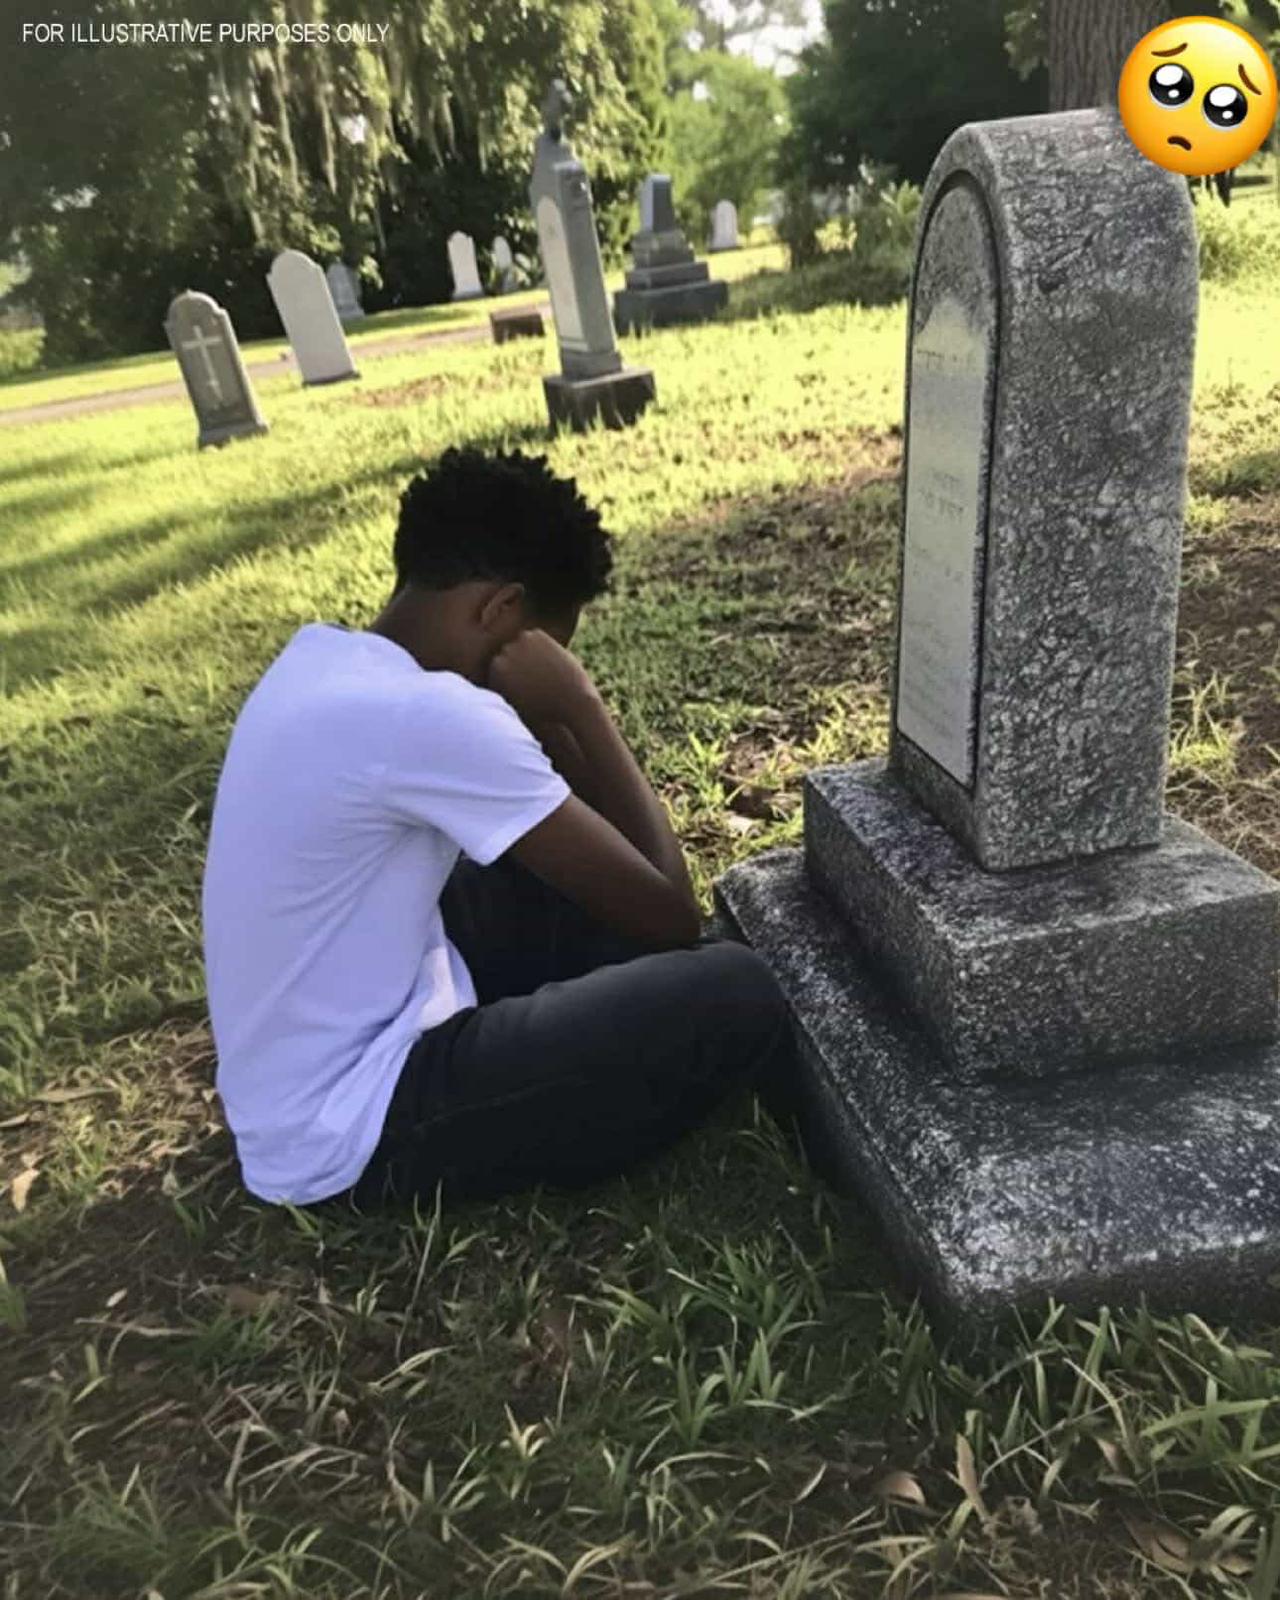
[709,199,739,252]
[448,232,484,301]
[326,262,364,324]
[267,250,360,387]
[492,235,518,293]
[530,81,654,431]
[164,291,269,450]
[614,172,728,334]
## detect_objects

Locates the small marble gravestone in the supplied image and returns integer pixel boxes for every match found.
[165,291,269,449]
[614,173,728,334]
[709,199,739,252]
[530,81,654,431]
[716,110,1280,1321]
[326,262,364,324]
[447,232,484,301]
[492,235,518,293]
[267,250,359,387]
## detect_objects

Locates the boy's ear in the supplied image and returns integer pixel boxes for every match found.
[477,581,528,636]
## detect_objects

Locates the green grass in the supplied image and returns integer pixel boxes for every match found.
[0,243,784,415]
[1,253,1279,1597]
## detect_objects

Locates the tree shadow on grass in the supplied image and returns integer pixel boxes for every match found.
[696,254,905,329]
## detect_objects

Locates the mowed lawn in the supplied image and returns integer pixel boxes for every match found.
[2,258,1280,1598]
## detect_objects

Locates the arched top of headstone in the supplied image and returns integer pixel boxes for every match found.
[165,289,220,324]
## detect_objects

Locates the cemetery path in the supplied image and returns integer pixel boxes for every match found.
[0,308,550,430]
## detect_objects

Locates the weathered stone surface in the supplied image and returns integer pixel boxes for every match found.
[490,308,545,344]
[806,761,1279,1080]
[639,174,678,234]
[890,110,1198,871]
[614,278,728,334]
[632,231,696,272]
[164,291,269,450]
[267,249,360,387]
[543,367,655,431]
[717,848,1280,1321]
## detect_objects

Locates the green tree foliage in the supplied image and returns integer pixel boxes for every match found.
[0,0,668,361]
[784,0,1046,191]
[667,51,787,240]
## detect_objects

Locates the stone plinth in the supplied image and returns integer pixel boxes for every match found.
[807,762,1279,1081]
[615,275,729,335]
[718,849,1280,1322]
[543,367,655,431]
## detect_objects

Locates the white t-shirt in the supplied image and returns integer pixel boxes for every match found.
[202,623,570,1205]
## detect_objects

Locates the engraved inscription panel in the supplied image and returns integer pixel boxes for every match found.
[536,193,584,347]
[895,183,998,787]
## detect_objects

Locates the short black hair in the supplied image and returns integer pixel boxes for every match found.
[393,447,613,614]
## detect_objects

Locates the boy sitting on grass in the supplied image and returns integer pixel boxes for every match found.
[202,447,794,1210]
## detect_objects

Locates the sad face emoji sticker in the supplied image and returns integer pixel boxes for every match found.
[1119,16,1278,176]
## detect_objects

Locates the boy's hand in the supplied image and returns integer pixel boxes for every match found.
[489,630,600,727]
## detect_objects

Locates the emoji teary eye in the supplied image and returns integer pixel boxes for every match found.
[1204,84,1249,127]
[1150,63,1194,106]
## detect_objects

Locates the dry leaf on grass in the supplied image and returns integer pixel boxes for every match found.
[225,1284,274,1315]
[1121,1509,1195,1574]
[10,1167,39,1211]
[33,1086,115,1104]
[873,1469,927,1508]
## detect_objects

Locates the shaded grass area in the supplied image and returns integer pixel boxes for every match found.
[1,262,1280,1596]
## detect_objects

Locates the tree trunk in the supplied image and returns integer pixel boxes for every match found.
[1048,0,1170,111]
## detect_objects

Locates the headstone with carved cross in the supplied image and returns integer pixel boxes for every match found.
[529,80,654,431]
[164,291,269,449]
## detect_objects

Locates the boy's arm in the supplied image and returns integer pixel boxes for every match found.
[489,631,697,914]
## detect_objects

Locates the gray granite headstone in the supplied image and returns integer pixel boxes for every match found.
[164,291,269,450]
[530,81,654,430]
[715,110,1280,1322]
[639,174,677,234]
[889,114,1198,873]
[326,262,363,324]
[268,249,359,387]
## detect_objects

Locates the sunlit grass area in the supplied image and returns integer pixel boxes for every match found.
[2,254,1280,1597]
[0,242,784,415]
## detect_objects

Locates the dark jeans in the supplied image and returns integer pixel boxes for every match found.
[339,856,798,1210]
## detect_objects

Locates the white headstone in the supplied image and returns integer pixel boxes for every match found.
[492,235,517,293]
[268,250,360,387]
[448,232,484,300]
[709,199,739,252]
[164,291,269,450]
[326,262,363,324]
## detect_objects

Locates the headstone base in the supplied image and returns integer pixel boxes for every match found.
[807,762,1279,1081]
[614,278,728,335]
[543,367,655,432]
[198,419,270,451]
[491,309,546,344]
[715,847,1280,1323]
